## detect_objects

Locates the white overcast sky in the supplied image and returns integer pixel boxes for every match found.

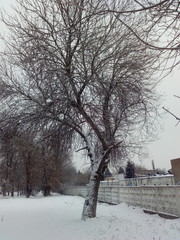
[0,0,179,171]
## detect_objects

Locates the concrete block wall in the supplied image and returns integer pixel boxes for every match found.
[100,175,175,187]
[63,185,180,217]
[63,186,87,197]
[98,186,180,217]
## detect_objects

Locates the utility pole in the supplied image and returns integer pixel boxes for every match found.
[152,160,155,174]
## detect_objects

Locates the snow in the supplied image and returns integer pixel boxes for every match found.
[0,194,179,240]
[46,98,53,103]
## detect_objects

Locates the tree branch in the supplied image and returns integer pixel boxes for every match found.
[163,107,180,123]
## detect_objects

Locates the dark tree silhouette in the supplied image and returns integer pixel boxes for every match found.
[125,161,136,178]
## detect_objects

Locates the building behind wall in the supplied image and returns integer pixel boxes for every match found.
[171,158,180,184]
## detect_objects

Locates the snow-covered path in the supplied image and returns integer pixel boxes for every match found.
[0,194,179,240]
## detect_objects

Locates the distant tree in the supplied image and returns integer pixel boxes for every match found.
[76,170,90,186]
[61,160,77,186]
[134,164,148,176]
[125,161,136,178]
[118,167,125,174]
[38,126,74,196]
[13,132,42,198]
[103,168,112,179]
[0,118,74,197]
[0,123,21,196]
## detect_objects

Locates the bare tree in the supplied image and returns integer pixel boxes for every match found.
[91,1,180,58]
[0,123,20,196]
[0,118,74,197]
[0,0,168,219]
[0,121,41,198]
[38,125,75,196]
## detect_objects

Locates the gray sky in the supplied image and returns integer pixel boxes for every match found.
[0,0,179,171]
[143,70,180,171]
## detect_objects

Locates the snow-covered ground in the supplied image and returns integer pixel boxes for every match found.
[0,194,179,240]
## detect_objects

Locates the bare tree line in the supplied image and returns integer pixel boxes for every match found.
[0,119,77,198]
[0,0,179,220]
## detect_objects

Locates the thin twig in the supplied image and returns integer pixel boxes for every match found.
[163,107,180,121]
[75,146,87,152]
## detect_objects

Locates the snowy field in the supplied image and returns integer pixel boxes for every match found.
[0,194,179,240]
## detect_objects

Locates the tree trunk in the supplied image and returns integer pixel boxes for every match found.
[81,172,100,220]
[2,183,6,197]
[43,185,51,196]
[26,183,32,198]
[11,185,14,197]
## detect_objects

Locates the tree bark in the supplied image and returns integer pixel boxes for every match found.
[11,185,14,197]
[81,136,111,220]
[2,183,6,197]
[43,185,51,197]
[81,171,101,220]
[26,183,32,198]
